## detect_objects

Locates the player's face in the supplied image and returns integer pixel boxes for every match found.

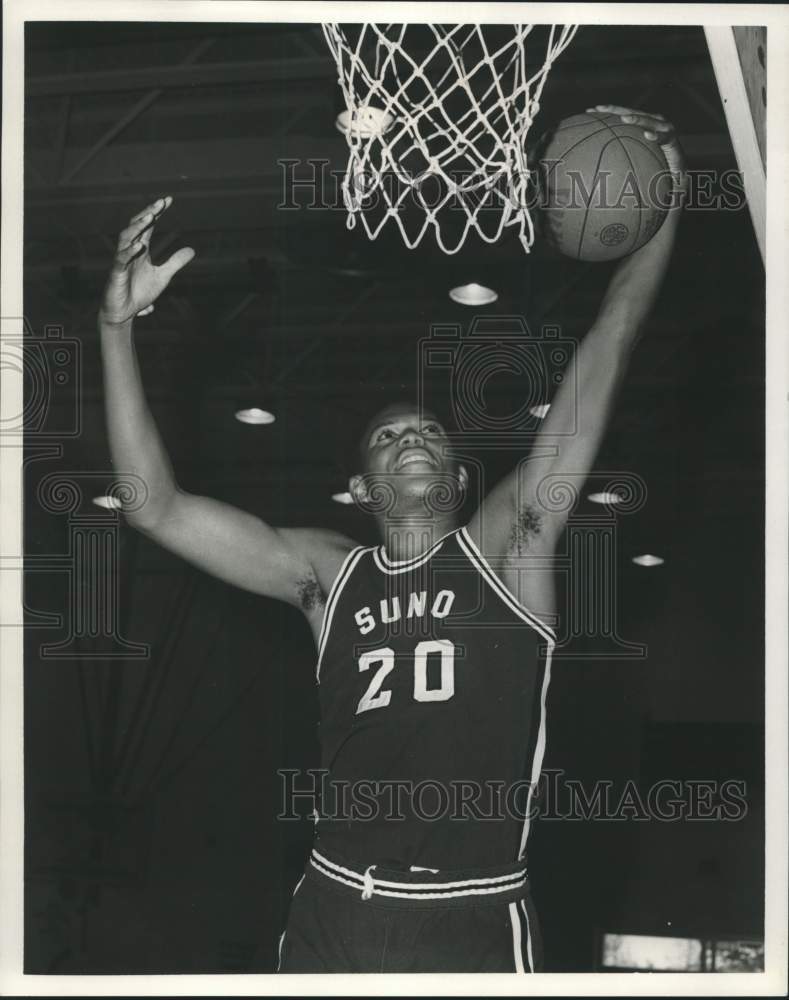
[362,406,450,478]
[350,403,467,511]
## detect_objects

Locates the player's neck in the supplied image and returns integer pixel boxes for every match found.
[378,515,458,562]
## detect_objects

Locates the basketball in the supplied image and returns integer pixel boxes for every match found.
[537,112,673,262]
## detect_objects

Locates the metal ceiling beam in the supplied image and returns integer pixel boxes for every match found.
[51,49,76,184]
[25,91,329,157]
[59,38,216,184]
[44,135,346,187]
[25,178,285,218]
[218,292,259,333]
[25,57,715,102]
[268,281,380,387]
[27,57,333,98]
[25,131,732,230]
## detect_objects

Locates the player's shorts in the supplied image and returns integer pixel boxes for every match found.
[277,846,543,973]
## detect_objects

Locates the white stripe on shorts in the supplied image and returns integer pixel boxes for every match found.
[509,900,525,973]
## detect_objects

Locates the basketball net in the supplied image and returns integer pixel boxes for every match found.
[323,23,578,254]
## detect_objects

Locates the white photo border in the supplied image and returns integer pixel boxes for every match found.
[2,2,787,995]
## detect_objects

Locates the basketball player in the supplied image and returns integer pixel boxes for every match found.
[99,107,685,973]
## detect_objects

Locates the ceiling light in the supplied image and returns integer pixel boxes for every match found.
[588,491,623,505]
[235,408,275,425]
[632,554,665,567]
[332,491,354,505]
[529,403,551,419]
[448,283,498,306]
[335,107,395,138]
[92,495,123,510]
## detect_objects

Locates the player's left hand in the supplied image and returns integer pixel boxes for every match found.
[100,195,195,327]
[587,105,687,191]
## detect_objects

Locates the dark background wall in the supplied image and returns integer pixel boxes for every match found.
[22,19,764,973]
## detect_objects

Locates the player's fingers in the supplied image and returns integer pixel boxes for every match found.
[132,194,172,223]
[587,106,676,147]
[129,197,166,225]
[137,305,154,317]
[590,104,659,121]
[651,123,676,146]
[590,104,640,116]
[113,239,146,268]
[118,196,172,251]
[117,212,155,251]
[156,246,195,283]
[619,113,655,127]
[591,104,673,129]
[626,117,675,142]
[621,111,669,122]
[621,116,675,143]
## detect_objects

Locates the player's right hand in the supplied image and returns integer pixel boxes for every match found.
[587,105,687,192]
[99,196,195,326]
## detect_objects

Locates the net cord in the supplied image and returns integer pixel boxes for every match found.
[324,23,578,254]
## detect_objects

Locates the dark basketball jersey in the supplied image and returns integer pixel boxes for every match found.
[312,525,555,872]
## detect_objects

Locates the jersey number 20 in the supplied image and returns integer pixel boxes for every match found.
[356,640,455,714]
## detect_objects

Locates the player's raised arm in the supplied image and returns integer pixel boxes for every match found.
[99,197,351,609]
[474,108,686,556]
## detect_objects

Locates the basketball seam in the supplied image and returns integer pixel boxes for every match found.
[577,115,649,257]
[545,114,668,170]
[542,124,620,161]
[543,113,667,260]
[576,136,615,258]
[550,113,617,136]
[539,116,623,174]
[609,132,646,253]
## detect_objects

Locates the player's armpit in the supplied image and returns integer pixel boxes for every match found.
[278,526,360,611]
[467,465,563,563]
[466,481,559,628]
